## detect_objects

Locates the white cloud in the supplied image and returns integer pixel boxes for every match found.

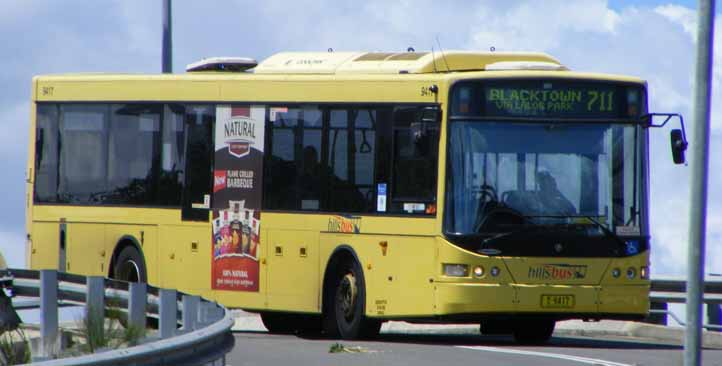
[469,1,621,52]
[656,4,697,37]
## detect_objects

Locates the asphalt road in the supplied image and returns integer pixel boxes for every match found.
[227,330,722,366]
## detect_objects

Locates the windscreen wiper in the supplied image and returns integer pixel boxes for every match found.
[478,224,541,253]
[581,215,627,253]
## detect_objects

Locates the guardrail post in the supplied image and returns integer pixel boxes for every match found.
[159,289,177,338]
[182,295,200,331]
[86,276,105,323]
[647,301,668,325]
[708,303,721,332]
[128,282,147,329]
[199,301,224,327]
[39,269,58,359]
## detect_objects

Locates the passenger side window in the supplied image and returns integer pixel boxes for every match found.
[35,103,184,207]
[157,104,186,205]
[58,105,109,203]
[390,106,440,214]
[181,105,214,221]
[264,106,324,211]
[106,104,161,204]
[263,104,439,215]
[35,104,59,202]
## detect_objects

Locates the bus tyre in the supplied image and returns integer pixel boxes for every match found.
[512,319,555,344]
[113,246,147,283]
[323,257,378,339]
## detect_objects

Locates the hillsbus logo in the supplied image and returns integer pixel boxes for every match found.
[327,215,361,234]
[528,264,587,280]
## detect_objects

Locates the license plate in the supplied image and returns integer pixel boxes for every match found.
[541,295,575,308]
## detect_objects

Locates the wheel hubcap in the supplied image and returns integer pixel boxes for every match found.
[339,273,357,320]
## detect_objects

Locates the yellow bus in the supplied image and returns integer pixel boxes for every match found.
[27,51,686,343]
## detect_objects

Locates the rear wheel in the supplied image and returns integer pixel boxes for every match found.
[322,256,379,339]
[111,246,147,328]
[512,319,555,344]
[113,246,147,283]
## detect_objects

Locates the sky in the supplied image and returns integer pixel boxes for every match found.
[0,0,720,279]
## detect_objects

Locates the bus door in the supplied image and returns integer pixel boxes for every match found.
[181,106,214,222]
[161,105,213,293]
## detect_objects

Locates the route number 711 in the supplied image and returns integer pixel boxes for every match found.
[587,91,614,112]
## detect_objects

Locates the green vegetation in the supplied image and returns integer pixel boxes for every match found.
[0,329,31,365]
[76,302,147,354]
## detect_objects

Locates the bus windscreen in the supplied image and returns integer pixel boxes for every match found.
[451,80,645,119]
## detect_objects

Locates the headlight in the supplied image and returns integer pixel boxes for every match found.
[443,264,469,277]
[611,268,621,278]
[627,267,637,279]
[473,266,484,277]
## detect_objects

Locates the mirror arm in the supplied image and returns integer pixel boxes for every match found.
[644,112,687,140]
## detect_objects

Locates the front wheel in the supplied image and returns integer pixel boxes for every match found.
[512,319,555,344]
[323,257,379,339]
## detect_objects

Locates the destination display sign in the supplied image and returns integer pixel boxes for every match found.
[451,81,644,119]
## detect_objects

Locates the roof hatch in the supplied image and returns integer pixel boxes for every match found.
[186,57,258,72]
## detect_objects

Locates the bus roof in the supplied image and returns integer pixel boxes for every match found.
[31,51,647,102]
[251,51,567,74]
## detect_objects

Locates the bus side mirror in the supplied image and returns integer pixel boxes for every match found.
[670,129,687,164]
[644,113,688,165]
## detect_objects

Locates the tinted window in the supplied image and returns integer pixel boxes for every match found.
[264,105,413,214]
[58,104,109,203]
[106,104,161,204]
[157,104,186,205]
[35,103,184,206]
[181,105,214,220]
[391,106,440,206]
[264,106,324,211]
[325,109,378,212]
[35,104,59,201]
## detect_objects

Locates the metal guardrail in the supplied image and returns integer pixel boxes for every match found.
[3,269,234,366]
[649,276,722,331]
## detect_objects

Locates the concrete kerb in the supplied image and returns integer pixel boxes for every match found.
[231,311,722,348]
[554,320,722,348]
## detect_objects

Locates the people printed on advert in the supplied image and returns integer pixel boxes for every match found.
[212,201,259,259]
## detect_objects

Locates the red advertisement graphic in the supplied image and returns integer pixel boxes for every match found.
[212,257,259,291]
[211,105,265,292]
[213,170,227,193]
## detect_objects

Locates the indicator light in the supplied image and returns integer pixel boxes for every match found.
[627,267,637,279]
[490,266,501,277]
[612,268,621,278]
[473,266,484,277]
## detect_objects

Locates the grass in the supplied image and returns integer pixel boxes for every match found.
[78,304,117,353]
[76,300,147,354]
[0,329,31,365]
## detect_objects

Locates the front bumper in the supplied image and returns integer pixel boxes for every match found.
[434,282,648,319]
